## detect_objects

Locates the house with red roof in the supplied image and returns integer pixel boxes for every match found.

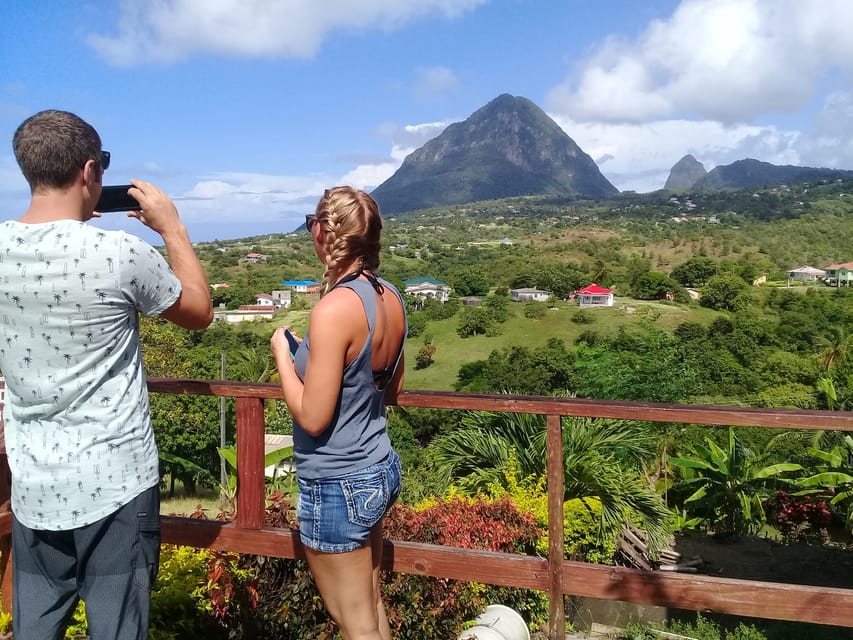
[576,284,614,308]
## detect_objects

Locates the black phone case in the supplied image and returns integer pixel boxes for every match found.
[285,330,300,355]
[96,185,139,212]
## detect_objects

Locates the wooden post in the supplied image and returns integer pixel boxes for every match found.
[235,397,266,530]
[546,414,565,639]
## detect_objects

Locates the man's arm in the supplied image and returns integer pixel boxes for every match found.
[127,180,213,330]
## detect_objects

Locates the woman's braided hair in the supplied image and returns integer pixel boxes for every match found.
[314,186,383,294]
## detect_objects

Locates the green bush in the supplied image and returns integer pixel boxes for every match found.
[203,492,549,638]
[619,614,767,640]
[668,614,767,640]
[486,455,615,563]
[572,308,595,324]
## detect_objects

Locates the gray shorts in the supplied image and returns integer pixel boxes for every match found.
[11,485,160,640]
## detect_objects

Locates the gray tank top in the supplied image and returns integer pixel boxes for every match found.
[292,276,406,480]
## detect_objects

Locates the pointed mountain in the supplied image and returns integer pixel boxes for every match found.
[371,94,618,214]
[664,154,706,190]
[695,158,853,190]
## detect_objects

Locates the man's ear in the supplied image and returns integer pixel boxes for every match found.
[82,158,101,187]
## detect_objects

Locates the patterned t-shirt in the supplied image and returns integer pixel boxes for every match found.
[0,220,180,529]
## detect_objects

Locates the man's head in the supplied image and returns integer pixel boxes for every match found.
[13,110,104,192]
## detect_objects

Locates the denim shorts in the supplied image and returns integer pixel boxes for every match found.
[297,450,401,553]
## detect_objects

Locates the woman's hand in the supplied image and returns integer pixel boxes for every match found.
[271,327,297,367]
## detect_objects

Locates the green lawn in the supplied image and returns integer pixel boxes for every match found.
[403,298,719,391]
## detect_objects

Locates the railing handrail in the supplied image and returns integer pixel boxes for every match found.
[4,378,852,638]
[145,377,853,636]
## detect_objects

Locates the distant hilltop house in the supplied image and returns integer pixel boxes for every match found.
[214,305,277,323]
[786,265,826,284]
[404,277,451,303]
[823,262,853,287]
[280,280,321,294]
[510,288,552,302]
[271,290,292,308]
[244,252,270,263]
[576,284,614,308]
[210,282,230,290]
[255,293,275,307]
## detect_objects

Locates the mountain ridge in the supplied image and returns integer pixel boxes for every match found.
[370,94,618,214]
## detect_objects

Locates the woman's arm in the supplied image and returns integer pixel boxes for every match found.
[272,295,354,437]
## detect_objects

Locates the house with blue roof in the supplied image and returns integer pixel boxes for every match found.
[280,280,321,294]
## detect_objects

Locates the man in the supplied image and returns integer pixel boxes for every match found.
[0,110,213,639]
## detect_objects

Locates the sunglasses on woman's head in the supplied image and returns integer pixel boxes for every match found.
[305,214,317,232]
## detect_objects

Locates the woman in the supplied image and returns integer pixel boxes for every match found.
[271,186,406,640]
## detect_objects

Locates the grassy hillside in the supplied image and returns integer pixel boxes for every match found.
[402,297,721,391]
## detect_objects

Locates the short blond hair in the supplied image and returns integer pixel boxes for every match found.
[314,186,383,294]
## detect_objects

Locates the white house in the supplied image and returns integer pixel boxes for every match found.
[214,307,277,323]
[576,284,614,308]
[264,434,294,478]
[271,290,292,309]
[404,277,451,303]
[510,288,552,302]
[786,265,826,284]
[255,293,275,307]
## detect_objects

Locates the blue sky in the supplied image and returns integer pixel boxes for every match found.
[2,0,853,244]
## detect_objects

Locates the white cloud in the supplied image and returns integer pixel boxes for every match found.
[341,119,451,191]
[341,163,399,192]
[547,0,853,124]
[88,0,489,66]
[797,91,853,169]
[169,172,332,226]
[412,66,461,102]
[550,114,802,193]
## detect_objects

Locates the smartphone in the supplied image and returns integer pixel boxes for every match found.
[96,185,139,212]
[284,329,300,356]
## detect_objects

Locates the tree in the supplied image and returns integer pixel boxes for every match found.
[670,428,802,535]
[431,410,671,553]
[815,326,852,371]
[700,274,751,312]
[797,435,853,532]
[456,307,493,337]
[415,342,436,369]
[670,256,718,287]
[456,342,575,396]
[573,329,697,403]
[141,319,228,492]
[633,271,685,300]
[452,271,490,297]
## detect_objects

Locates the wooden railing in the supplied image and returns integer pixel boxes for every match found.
[2,379,853,638]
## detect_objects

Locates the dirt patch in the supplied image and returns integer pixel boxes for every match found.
[673,534,853,589]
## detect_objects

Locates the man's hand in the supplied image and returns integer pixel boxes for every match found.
[126,179,182,237]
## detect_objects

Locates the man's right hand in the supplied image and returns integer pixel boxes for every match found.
[126,179,183,237]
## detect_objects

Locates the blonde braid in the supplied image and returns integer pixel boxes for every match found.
[314,186,383,295]
[320,216,348,294]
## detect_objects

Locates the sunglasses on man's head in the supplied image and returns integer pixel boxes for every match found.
[100,150,110,171]
[305,214,317,232]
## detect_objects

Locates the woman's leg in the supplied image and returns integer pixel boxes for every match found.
[370,524,392,640]
[304,524,389,640]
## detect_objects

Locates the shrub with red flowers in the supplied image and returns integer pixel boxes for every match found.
[202,492,549,639]
[766,490,833,543]
[383,495,548,639]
